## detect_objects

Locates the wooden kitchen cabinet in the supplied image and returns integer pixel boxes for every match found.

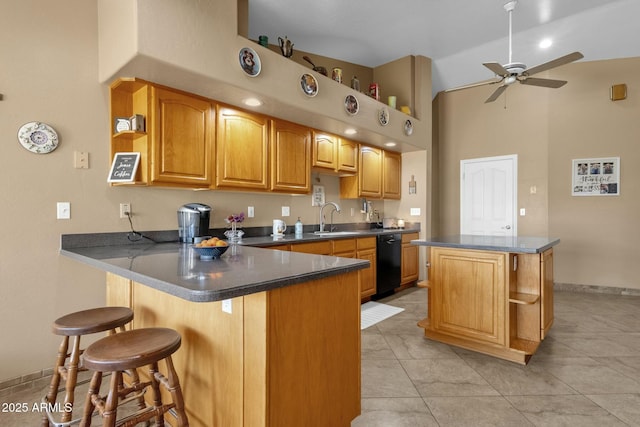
[418,246,555,364]
[109,78,151,184]
[340,145,401,200]
[400,232,419,288]
[290,240,332,255]
[312,132,358,175]
[340,145,383,199]
[356,237,377,299]
[150,86,214,187]
[270,119,311,193]
[383,150,401,199]
[332,238,356,258]
[312,132,338,170]
[337,138,358,173]
[216,106,269,190]
[429,247,507,347]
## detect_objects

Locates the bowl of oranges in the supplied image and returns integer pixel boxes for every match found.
[192,237,229,260]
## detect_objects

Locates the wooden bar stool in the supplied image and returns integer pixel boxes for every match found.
[79,327,189,427]
[43,306,135,427]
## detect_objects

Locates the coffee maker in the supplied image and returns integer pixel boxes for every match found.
[177,203,211,243]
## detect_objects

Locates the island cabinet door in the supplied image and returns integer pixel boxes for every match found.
[430,247,507,346]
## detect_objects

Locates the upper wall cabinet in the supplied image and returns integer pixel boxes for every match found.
[270,119,311,194]
[340,145,401,200]
[109,78,151,184]
[216,106,269,190]
[150,86,214,187]
[312,132,358,175]
[382,150,401,199]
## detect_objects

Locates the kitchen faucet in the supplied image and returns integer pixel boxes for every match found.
[319,202,340,232]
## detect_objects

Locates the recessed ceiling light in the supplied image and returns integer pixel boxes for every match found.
[344,128,357,135]
[539,38,552,49]
[243,97,263,107]
[384,142,397,147]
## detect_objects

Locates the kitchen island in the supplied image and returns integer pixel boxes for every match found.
[61,238,368,427]
[412,235,559,365]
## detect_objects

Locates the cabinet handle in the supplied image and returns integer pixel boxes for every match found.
[425,262,431,268]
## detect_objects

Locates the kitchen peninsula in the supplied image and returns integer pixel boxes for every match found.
[61,236,368,427]
[413,235,559,365]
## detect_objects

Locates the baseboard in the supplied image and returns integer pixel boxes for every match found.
[555,282,640,296]
[0,367,53,398]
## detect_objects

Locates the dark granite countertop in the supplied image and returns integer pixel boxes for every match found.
[411,235,559,254]
[61,242,369,302]
[240,228,420,247]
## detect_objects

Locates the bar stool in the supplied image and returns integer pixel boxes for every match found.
[79,327,189,427]
[43,307,134,427]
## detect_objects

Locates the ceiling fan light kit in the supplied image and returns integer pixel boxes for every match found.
[446,0,584,103]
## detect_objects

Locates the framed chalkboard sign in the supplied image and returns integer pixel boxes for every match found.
[108,152,140,183]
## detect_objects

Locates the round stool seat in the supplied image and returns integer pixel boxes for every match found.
[83,327,182,372]
[53,307,134,336]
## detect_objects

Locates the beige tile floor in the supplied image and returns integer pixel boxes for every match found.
[353,288,640,427]
[2,288,639,426]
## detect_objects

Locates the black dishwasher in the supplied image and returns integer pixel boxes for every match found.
[374,233,402,299]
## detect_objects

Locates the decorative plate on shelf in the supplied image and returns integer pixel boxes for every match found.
[17,122,59,154]
[239,47,261,77]
[344,94,359,116]
[300,73,318,97]
[404,119,414,136]
[378,107,390,126]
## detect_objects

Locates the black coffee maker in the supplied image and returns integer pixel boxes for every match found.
[177,203,211,243]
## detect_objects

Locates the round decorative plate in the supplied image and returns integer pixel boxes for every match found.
[239,47,261,77]
[404,119,414,136]
[300,73,318,97]
[344,94,359,115]
[17,122,59,154]
[378,107,390,126]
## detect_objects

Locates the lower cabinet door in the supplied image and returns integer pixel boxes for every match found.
[431,247,507,346]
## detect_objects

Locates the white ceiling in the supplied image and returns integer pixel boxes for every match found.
[248,0,640,96]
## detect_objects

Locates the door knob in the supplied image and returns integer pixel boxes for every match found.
[505,225,511,229]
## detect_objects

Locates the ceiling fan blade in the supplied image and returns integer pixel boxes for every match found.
[483,62,509,76]
[485,85,508,103]
[524,51,584,76]
[444,78,502,93]
[520,77,567,88]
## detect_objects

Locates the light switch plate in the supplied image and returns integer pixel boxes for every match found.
[410,208,421,216]
[282,206,290,217]
[57,202,70,219]
[248,206,255,217]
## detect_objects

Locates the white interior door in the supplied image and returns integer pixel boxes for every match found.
[461,155,517,236]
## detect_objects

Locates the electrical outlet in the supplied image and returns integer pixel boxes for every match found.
[248,206,254,217]
[222,299,232,314]
[282,206,290,217]
[73,151,89,169]
[120,203,131,219]
[57,202,71,219]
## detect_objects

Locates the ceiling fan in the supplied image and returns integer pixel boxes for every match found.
[446,0,584,103]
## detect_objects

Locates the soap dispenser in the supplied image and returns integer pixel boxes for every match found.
[295,217,303,237]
